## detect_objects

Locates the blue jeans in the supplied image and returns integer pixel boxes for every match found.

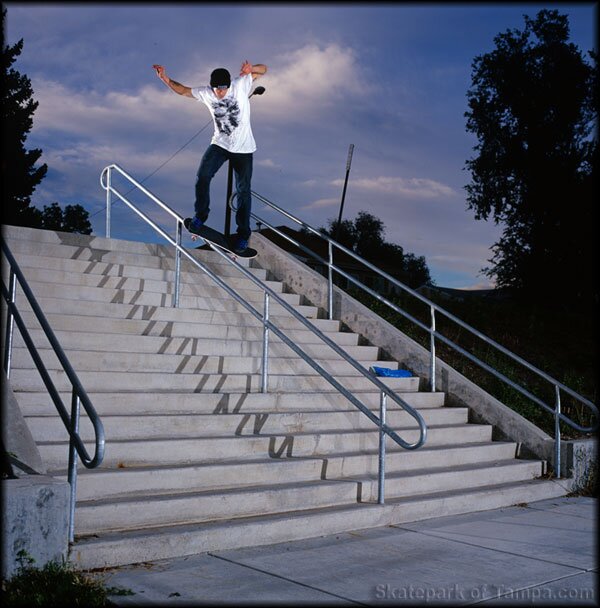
[194,144,253,240]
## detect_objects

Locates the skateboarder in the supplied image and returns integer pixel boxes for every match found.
[153,60,267,254]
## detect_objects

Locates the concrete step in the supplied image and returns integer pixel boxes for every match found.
[2,250,270,281]
[9,368,420,394]
[37,423,491,470]
[26,407,466,442]
[353,459,543,502]
[75,479,360,535]
[15,265,285,300]
[14,281,316,316]
[16,390,445,416]
[22,278,305,311]
[14,296,331,328]
[73,459,541,536]
[56,442,517,501]
[69,478,565,569]
[13,311,354,345]
[11,329,379,361]
[11,347,392,377]
[3,227,258,274]
[3,235,207,274]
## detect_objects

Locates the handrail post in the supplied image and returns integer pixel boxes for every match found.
[430,305,436,391]
[67,389,81,543]
[261,292,270,393]
[328,241,333,320]
[3,268,16,378]
[105,167,112,238]
[554,385,562,479]
[173,220,182,308]
[378,391,387,504]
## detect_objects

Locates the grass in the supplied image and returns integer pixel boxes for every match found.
[345,283,598,440]
[0,551,133,607]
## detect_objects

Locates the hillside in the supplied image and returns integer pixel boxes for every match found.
[354,286,597,439]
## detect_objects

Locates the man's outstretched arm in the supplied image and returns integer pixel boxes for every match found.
[240,61,267,81]
[153,65,194,97]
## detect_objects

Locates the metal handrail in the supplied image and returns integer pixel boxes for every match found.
[1,236,105,543]
[244,190,599,477]
[100,163,428,503]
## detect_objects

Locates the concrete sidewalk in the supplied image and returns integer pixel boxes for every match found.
[104,496,597,606]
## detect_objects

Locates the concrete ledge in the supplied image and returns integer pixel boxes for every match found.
[252,232,591,482]
[2,292,69,579]
[2,370,46,475]
[1,475,70,579]
[560,437,597,492]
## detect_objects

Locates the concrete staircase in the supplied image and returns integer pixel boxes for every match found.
[2,225,566,569]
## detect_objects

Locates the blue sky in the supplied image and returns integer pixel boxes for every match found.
[4,2,597,288]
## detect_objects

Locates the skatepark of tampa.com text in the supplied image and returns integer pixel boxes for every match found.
[373,582,595,603]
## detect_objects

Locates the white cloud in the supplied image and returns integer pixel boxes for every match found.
[32,78,201,140]
[332,176,456,199]
[28,77,205,200]
[301,197,340,210]
[298,179,318,187]
[256,158,281,169]
[250,43,364,121]
[458,279,497,290]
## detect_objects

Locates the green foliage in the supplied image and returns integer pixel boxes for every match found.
[1,8,47,226]
[1,9,93,235]
[464,9,598,308]
[39,202,93,234]
[349,285,597,438]
[0,550,133,607]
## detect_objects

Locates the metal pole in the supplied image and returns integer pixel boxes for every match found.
[261,292,270,393]
[173,220,182,308]
[554,385,562,478]
[335,144,354,241]
[378,391,387,504]
[3,269,16,378]
[67,390,81,543]
[328,241,334,320]
[224,161,233,237]
[105,167,112,238]
[430,306,436,392]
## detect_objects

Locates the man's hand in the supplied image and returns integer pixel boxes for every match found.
[153,64,168,82]
[240,60,253,76]
[241,61,267,80]
[152,64,193,98]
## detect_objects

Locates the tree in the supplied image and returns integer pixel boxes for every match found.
[353,212,385,260]
[1,9,93,235]
[464,9,597,307]
[318,218,356,251]
[322,210,432,288]
[1,8,47,226]
[39,202,92,234]
[61,204,93,234]
[402,252,432,290]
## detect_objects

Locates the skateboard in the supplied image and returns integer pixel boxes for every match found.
[184,219,258,259]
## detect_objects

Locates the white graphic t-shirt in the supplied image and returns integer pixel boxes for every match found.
[191,74,256,154]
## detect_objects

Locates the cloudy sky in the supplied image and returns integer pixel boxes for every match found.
[4,2,596,288]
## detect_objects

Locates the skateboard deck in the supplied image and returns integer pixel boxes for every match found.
[184,219,257,259]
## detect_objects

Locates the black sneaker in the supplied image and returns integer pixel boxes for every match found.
[232,237,249,254]
[184,216,204,235]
